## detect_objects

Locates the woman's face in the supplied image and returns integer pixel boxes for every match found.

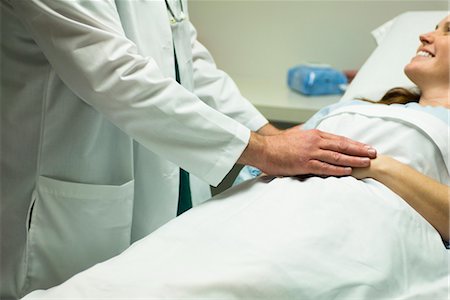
[404,15,450,88]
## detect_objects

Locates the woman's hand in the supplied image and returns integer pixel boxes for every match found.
[351,155,397,180]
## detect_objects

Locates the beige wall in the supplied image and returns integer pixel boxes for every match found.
[189,1,448,80]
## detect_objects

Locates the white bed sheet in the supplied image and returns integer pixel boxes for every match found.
[23,105,450,299]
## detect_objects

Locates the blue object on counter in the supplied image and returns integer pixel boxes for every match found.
[287,64,348,96]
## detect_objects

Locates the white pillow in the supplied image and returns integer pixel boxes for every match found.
[371,18,396,45]
[341,11,448,102]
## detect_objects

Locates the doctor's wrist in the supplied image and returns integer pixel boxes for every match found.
[257,123,283,136]
[237,132,268,170]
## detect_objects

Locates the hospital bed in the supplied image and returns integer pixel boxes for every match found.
[23,11,449,300]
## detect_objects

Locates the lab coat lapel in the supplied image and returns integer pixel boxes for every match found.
[114,0,175,78]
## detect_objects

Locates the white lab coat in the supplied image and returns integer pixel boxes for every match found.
[0,0,267,298]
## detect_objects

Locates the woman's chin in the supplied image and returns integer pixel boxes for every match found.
[404,63,428,86]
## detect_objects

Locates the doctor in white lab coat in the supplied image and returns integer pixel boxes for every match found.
[0,0,376,298]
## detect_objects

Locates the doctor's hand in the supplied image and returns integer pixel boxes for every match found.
[238,126,377,177]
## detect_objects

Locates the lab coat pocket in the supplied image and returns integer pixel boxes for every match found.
[22,176,134,294]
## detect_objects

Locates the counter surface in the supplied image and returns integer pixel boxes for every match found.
[235,77,341,124]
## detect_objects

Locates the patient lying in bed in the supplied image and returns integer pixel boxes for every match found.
[22,102,449,299]
[23,13,450,300]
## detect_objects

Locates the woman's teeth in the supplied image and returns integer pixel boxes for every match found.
[417,50,433,58]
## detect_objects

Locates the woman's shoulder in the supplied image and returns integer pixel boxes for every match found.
[402,103,449,125]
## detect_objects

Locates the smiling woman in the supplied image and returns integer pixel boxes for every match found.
[359,15,450,107]
[349,14,450,244]
[404,15,450,108]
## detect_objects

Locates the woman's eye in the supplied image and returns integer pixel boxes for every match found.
[439,24,450,34]
[435,23,450,33]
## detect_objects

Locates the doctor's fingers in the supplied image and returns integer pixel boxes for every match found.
[314,149,371,168]
[318,132,377,158]
[306,160,352,177]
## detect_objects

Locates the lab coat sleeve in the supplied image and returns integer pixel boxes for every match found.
[10,0,250,187]
[188,22,269,132]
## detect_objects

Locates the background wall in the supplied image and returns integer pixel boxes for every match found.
[189,0,448,82]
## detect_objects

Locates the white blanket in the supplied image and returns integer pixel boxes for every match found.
[24,105,450,299]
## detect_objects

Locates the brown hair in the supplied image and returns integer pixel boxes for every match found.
[360,87,421,105]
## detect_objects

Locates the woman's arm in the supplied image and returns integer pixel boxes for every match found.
[352,155,449,242]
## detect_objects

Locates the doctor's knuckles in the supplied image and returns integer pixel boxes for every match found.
[239,127,376,177]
